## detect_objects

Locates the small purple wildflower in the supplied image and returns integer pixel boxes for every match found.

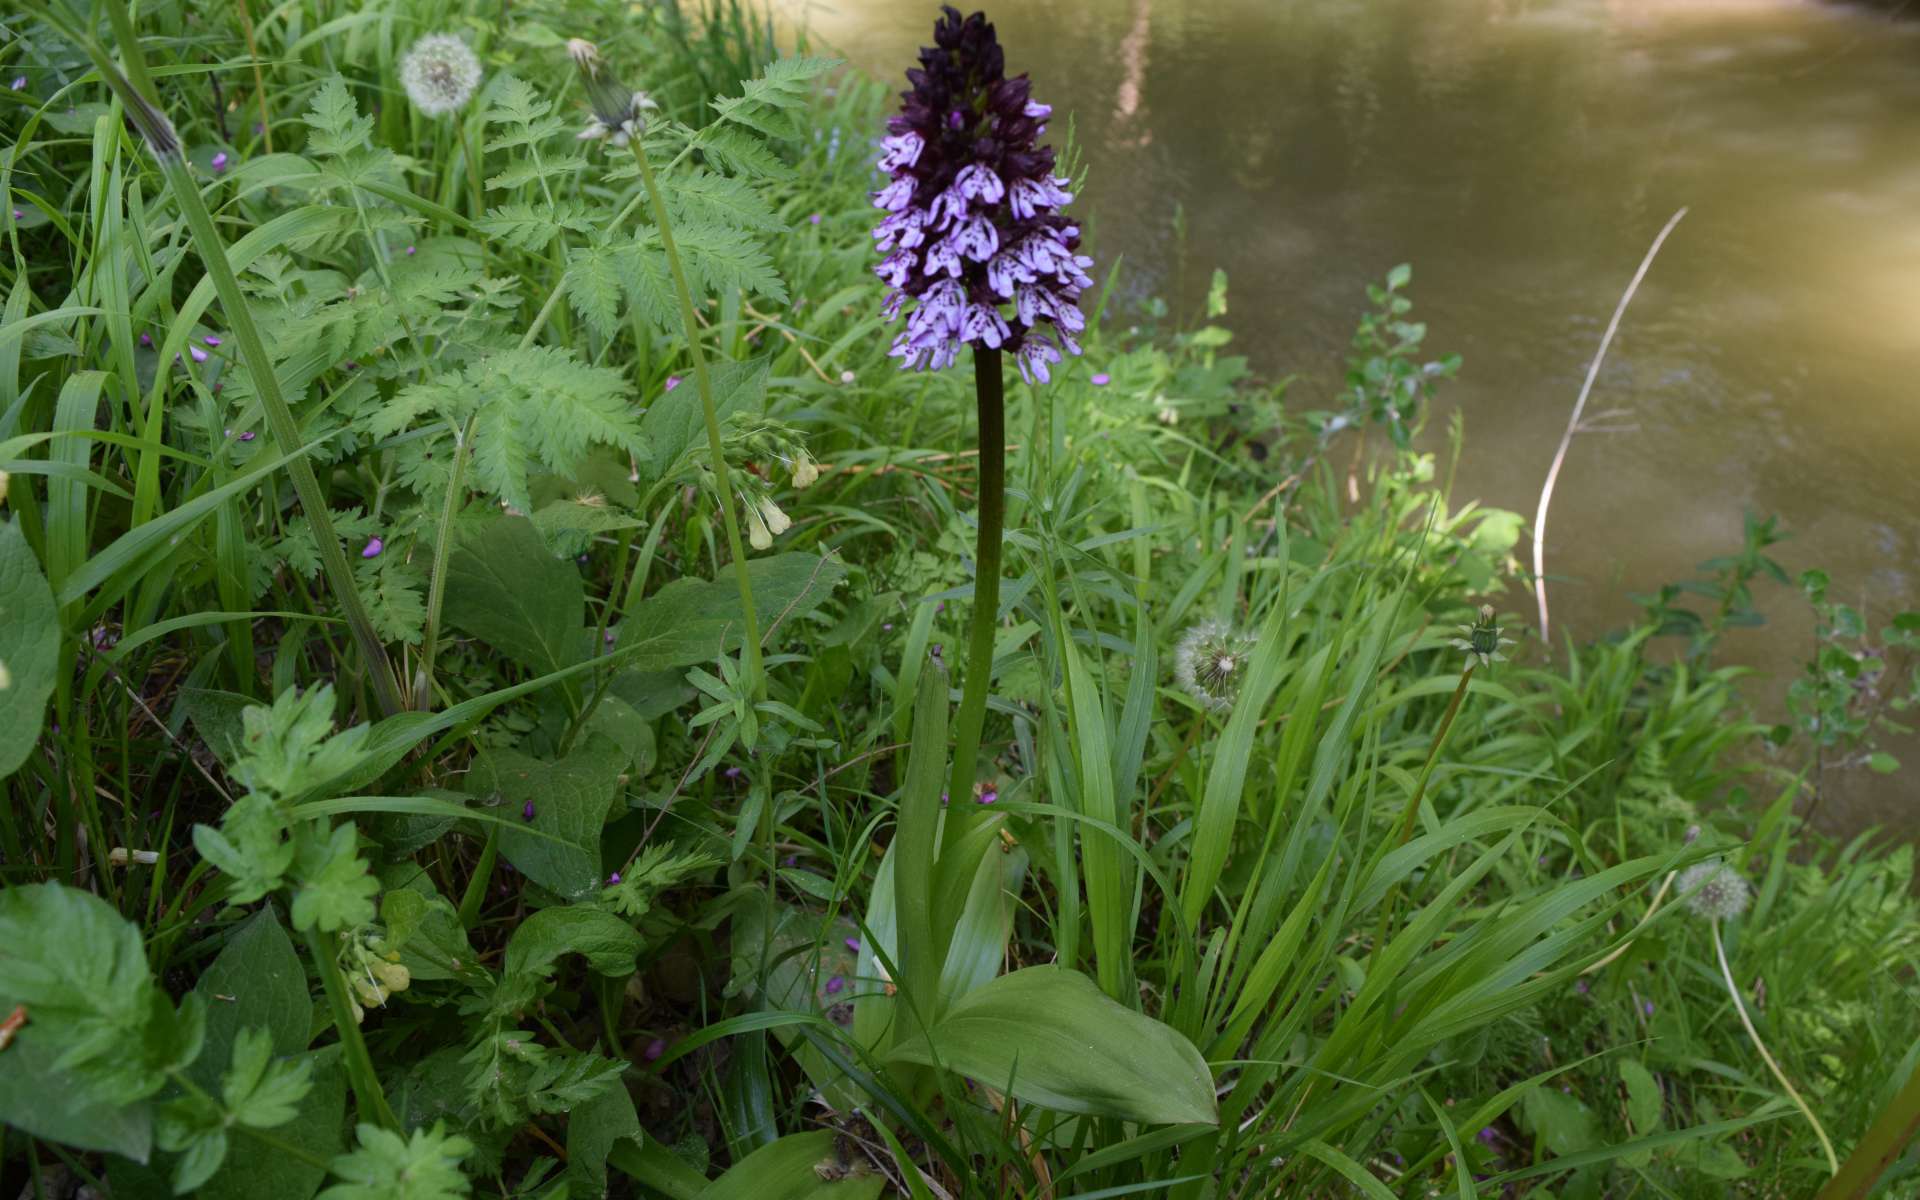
[1574,978,1589,995]
[9,78,23,91]
[664,375,682,392]
[189,346,209,363]
[210,151,229,173]
[1476,1128,1497,1147]
[643,1037,666,1062]
[809,213,823,226]
[139,333,153,347]
[844,937,861,952]
[824,975,845,996]
[361,537,384,559]
[607,871,622,885]
[203,335,222,347]
[930,642,943,657]
[405,245,416,256]
[1090,372,1111,386]
[873,7,1089,382]
[1643,999,1655,1016]
[522,800,536,821]
[882,622,893,632]
[723,765,743,781]
[976,789,998,805]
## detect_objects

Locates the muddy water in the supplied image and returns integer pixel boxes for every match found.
[778,0,1920,838]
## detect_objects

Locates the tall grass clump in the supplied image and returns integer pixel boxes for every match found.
[2,3,1918,1198]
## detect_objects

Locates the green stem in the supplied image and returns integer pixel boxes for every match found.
[90,7,403,718]
[628,139,764,699]
[1715,919,1837,1175]
[413,416,473,709]
[1819,1056,1920,1199]
[1369,661,1475,968]
[303,926,400,1132]
[947,347,1005,803]
[457,823,500,929]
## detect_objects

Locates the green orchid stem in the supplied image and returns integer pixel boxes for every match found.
[628,139,764,702]
[948,346,1005,804]
[1370,660,1475,970]
[303,926,401,1132]
[91,6,404,718]
[1715,918,1838,1176]
[1820,1056,1920,1199]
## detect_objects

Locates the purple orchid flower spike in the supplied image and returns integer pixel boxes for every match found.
[872,6,1090,385]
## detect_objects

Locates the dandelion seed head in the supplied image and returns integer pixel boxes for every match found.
[1174,619,1256,712]
[1677,859,1751,923]
[400,34,482,118]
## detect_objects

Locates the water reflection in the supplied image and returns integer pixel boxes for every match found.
[778,0,1920,836]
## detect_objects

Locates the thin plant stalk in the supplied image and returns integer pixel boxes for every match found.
[948,346,1005,802]
[1819,1056,1920,1200]
[83,5,405,717]
[628,140,764,700]
[414,415,474,710]
[304,926,401,1132]
[1713,917,1838,1175]
[1369,660,1474,967]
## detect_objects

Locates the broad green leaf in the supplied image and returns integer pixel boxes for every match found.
[885,966,1218,1126]
[503,906,643,980]
[200,1047,345,1200]
[0,1031,154,1162]
[618,552,845,672]
[696,1130,883,1200]
[637,357,767,484]
[0,517,58,780]
[1620,1059,1663,1134]
[1520,1084,1603,1157]
[472,740,625,900]
[443,517,584,677]
[566,1077,643,1200]
[190,907,312,1092]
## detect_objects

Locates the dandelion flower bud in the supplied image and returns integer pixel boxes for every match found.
[568,38,656,147]
[400,34,482,118]
[1174,619,1257,712]
[1677,860,1751,923]
[1451,604,1515,670]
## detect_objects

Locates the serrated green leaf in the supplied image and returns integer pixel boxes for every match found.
[503,906,643,980]
[618,552,845,672]
[638,357,768,483]
[567,244,625,339]
[190,907,311,1092]
[222,1026,315,1128]
[473,741,625,900]
[304,77,372,158]
[317,1121,473,1200]
[291,823,379,933]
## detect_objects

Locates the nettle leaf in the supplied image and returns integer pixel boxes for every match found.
[885,966,1218,1127]
[291,823,380,933]
[618,551,846,672]
[0,517,64,780]
[0,884,208,1160]
[317,1121,474,1200]
[304,76,373,158]
[503,906,643,981]
[443,517,584,677]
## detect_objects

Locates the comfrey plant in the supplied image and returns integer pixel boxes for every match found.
[873,6,1091,797]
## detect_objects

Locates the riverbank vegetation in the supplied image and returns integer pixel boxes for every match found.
[3,3,1919,1197]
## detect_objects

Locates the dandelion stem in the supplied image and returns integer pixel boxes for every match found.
[1714,917,1838,1175]
[1369,660,1475,968]
[949,346,1005,803]
[629,139,764,700]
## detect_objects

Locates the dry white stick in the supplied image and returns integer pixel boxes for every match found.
[1532,207,1688,652]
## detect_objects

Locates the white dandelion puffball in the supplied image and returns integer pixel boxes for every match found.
[1174,619,1257,713]
[1677,859,1751,923]
[400,34,482,117]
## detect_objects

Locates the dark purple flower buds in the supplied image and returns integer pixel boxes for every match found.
[873,7,1090,383]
